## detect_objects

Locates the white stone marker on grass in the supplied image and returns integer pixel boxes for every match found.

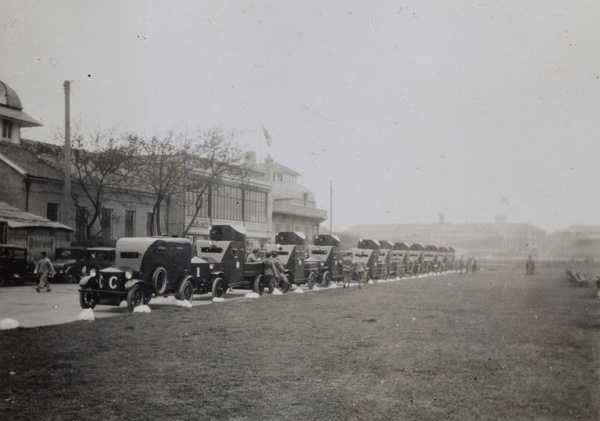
[212,297,225,303]
[77,309,95,321]
[0,318,19,330]
[293,288,304,294]
[133,305,151,313]
[245,292,260,299]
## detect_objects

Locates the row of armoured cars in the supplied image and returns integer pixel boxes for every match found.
[77,225,458,313]
[78,225,350,312]
[0,244,116,287]
[351,240,457,278]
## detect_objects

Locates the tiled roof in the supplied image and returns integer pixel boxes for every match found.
[0,201,74,231]
[0,140,63,181]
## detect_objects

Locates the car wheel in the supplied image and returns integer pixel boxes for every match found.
[307,272,316,290]
[177,279,194,302]
[212,277,225,298]
[253,275,264,296]
[152,267,168,295]
[322,271,332,287]
[127,284,146,312]
[79,290,97,309]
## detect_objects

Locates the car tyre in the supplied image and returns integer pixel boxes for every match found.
[152,267,168,295]
[79,290,97,309]
[254,274,265,296]
[212,277,226,298]
[127,284,146,312]
[321,271,331,287]
[177,278,194,302]
[307,272,316,290]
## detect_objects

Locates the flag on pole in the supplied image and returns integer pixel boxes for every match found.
[262,124,272,147]
[501,194,513,210]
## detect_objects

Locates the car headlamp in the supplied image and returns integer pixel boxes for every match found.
[125,270,133,280]
[209,263,215,270]
[89,268,97,277]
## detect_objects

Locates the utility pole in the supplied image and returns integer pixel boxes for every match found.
[329,180,333,234]
[63,81,71,226]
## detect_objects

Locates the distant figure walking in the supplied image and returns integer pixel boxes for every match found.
[355,259,365,289]
[526,255,535,275]
[458,256,465,274]
[35,251,55,292]
[472,259,478,274]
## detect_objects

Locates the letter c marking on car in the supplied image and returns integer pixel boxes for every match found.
[98,275,104,289]
[109,276,118,289]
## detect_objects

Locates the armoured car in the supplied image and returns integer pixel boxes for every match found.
[407,243,425,275]
[0,244,34,286]
[356,239,383,279]
[78,237,196,312]
[377,240,394,279]
[422,245,439,273]
[391,242,410,277]
[195,225,267,296]
[266,232,318,291]
[306,234,344,287]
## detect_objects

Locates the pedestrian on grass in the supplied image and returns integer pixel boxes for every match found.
[526,255,535,275]
[34,251,55,292]
[342,251,354,288]
[458,255,465,274]
[472,258,478,274]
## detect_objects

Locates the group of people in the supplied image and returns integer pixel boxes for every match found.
[457,255,478,274]
[341,251,366,289]
[246,248,288,293]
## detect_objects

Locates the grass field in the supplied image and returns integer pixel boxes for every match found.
[1,266,599,420]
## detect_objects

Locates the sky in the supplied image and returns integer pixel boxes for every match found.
[2,0,600,233]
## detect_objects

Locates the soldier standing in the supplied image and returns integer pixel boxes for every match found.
[271,251,288,291]
[263,252,279,293]
[355,259,365,289]
[342,251,354,288]
[458,255,465,274]
[35,251,55,292]
[472,258,478,274]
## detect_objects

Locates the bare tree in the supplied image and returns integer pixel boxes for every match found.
[183,128,247,236]
[130,132,189,236]
[27,128,137,245]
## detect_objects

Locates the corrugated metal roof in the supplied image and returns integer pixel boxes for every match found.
[0,201,74,231]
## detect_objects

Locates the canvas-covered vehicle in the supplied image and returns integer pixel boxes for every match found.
[407,243,425,275]
[356,239,383,280]
[391,242,410,277]
[0,244,35,286]
[422,245,439,273]
[306,234,343,288]
[377,240,394,279]
[78,237,196,312]
[82,247,116,276]
[53,247,86,283]
[435,246,449,272]
[266,232,317,291]
[195,225,268,296]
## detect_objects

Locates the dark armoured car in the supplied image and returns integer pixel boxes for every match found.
[78,237,196,312]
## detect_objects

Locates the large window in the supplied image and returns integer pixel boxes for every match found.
[124,210,135,237]
[186,190,209,218]
[244,190,267,223]
[46,203,59,221]
[100,208,112,240]
[212,185,242,221]
[2,119,13,139]
[146,212,154,236]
